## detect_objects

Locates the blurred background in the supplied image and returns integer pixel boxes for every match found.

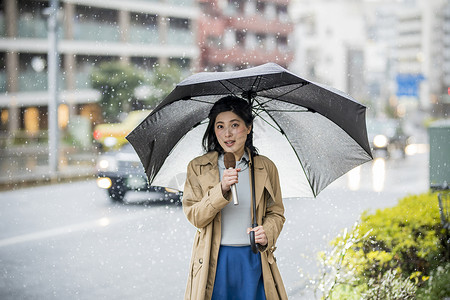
[0,0,449,299]
[0,0,447,167]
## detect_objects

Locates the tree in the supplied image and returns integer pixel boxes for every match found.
[91,61,145,122]
[91,62,184,122]
[145,63,183,108]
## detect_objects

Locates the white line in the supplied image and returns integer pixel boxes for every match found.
[0,214,140,248]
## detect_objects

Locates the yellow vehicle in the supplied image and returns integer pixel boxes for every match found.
[93,110,151,150]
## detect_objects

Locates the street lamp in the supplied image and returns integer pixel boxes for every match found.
[43,0,60,175]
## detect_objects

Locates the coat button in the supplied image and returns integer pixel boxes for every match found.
[199,258,203,264]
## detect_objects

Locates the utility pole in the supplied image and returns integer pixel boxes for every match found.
[47,0,59,175]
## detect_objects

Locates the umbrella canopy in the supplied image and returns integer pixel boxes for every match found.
[126,63,372,198]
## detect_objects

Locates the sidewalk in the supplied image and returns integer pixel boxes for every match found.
[0,144,98,191]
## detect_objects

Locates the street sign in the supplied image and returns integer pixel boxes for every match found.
[396,73,425,97]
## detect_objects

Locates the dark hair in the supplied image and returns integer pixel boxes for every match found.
[202,95,258,156]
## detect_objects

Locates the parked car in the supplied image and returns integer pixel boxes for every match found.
[96,143,182,203]
[366,118,409,158]
[93,110,151,151]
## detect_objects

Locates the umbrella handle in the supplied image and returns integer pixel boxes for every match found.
[250,223,260,254]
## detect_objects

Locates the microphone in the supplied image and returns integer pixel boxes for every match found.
[224,152,238,205]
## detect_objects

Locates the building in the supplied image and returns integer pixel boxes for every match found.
[391,0,450,117]
[395,0,437,112]
[290,0,366,102]
[291,0,450,118]
[197,0,294,71]
[434,0,450,117]
[0,0,200,141]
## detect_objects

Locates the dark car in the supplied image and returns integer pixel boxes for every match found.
[96,143,182,203]
[366,118,410,158]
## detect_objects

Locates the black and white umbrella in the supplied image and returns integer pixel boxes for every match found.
[126,63,372,198]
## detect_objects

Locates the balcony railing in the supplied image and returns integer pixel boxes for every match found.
[129,26,159,44]
[18,71,47,91]
[18,16,48,39]
[166,0,196,6]
[204,47,294,66]
[229,15,293,35]
[18,70,65,92]
[167,28,194,45]
[73,21,120,42]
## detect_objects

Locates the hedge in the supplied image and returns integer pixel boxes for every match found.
[316,192,449,299]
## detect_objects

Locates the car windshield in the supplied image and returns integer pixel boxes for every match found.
[367,119,400,138]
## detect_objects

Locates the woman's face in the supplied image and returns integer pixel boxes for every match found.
[214,111,251,161]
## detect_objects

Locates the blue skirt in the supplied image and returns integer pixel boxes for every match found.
[212,245,266,300]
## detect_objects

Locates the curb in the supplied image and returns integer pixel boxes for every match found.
[0,144,99,191]
[0,167,97,191]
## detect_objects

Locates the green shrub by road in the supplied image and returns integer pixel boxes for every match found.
[316,192,449,299]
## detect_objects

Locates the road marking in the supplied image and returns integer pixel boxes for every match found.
[0,214,140,248]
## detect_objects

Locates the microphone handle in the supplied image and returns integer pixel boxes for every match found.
[231,184,238,205]
[227,167,239,205]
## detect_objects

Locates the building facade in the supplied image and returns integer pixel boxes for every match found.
[290,0,366,103]
[0,0,295,143]
[394,0,450,117]
[0,0,200,141]
[436,0,450,117]
[291,0,450,118]
[197,0,294,71]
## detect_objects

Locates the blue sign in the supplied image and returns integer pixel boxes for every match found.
[396,73,425,97]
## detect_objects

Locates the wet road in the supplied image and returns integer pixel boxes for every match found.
[0,150,429,299]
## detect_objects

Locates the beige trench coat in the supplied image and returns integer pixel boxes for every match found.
[183,151,288,300]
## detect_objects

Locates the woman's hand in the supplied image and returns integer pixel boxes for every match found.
[247,226,268,246]
[221,168,241,194]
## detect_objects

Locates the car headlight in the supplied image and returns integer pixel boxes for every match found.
[104,137,118,148]
[97,156,118,172]
[373,134,388,148]
[97,177,112,189]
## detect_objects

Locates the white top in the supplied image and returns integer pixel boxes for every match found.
[218,152,252,246]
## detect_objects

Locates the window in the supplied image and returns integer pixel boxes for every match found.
[168,17,190,30]
[131,13,157,28]
[236,30,246,47]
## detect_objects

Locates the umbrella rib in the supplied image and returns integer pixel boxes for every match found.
[260,82,308,101]
[252,98,310,113]
[252,110,283,133]
[264,109,310,113]
[251,75,263,94]
[219,79,245,95]
[254,98,274,107]
[253,106,309,114]
[187,98,217,105]
[253,97,317,197]
[218,76,264,101]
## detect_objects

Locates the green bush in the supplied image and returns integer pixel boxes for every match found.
[362,269,417,300]
[338,193,445,280]
[416,263,450,299]
[315,192,448,299]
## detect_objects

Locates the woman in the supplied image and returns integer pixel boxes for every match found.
[183,95,287,300]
